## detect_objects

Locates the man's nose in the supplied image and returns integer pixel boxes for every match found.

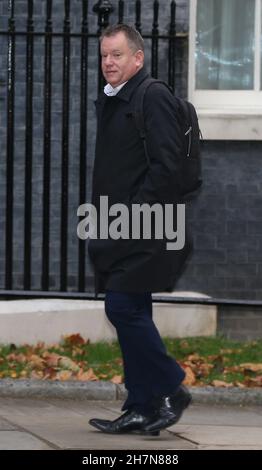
[103,55,113,66]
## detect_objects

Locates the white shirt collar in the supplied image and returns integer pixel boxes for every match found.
[104,81,127,96]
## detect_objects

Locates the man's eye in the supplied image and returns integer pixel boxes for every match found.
[114,54,121,57]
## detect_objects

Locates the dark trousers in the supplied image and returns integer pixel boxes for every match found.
[105,290,185,415]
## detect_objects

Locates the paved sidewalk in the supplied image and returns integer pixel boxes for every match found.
[0,398,261,450]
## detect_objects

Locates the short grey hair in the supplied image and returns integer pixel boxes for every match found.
[100,24,144,53]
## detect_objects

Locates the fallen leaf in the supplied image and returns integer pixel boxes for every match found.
[56,370,73,381]
[182,366,196,386]
[14,353,27,364]
[72,347,85,357]
[42,367,57,380]
[30,370,44,379]
[42,352,61,367]
[198,362,214,377]
[187,354,201,362]
[110,375,123,384]
[63,334,86,346]
[235,382,245,388]
[239,363,262,372]
[77,367,98,381]
[114,358,123,365]
[77,369,99,381]
[212,380,233,387]
[58,356,80,372]
[28,355,45,370]
[19,370,28,378]
[244,376,262,387]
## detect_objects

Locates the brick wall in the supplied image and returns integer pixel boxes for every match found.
[217,306,262,341]
[0,1,262,302]
[176,141,262,300]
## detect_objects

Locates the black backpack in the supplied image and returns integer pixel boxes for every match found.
[134,78,202,202]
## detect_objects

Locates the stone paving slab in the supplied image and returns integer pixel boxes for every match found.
[170,424,262,448]
[0,398,261,450]
[198,445,262,450]
[0,398,193,450]
[0,417,18,430]
[0,431,52,450]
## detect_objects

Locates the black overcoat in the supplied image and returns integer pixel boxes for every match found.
[88,67,192,293]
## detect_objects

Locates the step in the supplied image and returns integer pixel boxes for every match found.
[0,293,216,344]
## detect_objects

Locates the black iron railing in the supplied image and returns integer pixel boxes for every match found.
[0,0,187,297]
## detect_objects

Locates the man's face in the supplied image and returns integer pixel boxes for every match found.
[100,32,144,87]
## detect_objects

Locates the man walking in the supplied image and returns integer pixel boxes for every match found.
[88,24,192,435]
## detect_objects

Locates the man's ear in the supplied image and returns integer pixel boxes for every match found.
[135,50,144,67]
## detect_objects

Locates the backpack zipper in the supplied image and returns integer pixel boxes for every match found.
[185,126,192,157]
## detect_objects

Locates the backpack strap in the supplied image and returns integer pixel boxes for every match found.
[134,78,173,165]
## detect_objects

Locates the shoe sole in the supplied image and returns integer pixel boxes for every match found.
[90,422,159,436]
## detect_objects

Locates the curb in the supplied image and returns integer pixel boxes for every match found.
[0,379,262,405]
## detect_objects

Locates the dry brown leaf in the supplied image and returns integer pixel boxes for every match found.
[77,369,99,381]
[30,370,44,379]
[63,334,86,346]
[182,366,196,386]
[212,380,233,387]
[206,355,220,362]
[183,361,194,369]
[19,370,28,378]
[6,353,18,361]
[42,367,57,380]
[79,368,98,381]
[28,354,45,369]
[56,370,73,381]
[198,362,214,376]
[14,353,27,364]
[224,365,241,373]
[72,347,85,357]
[244,376,262,387]
[58,356,80,372]
[42,352,61,367]
[239,363,262,372]
[187,354,201,362]
[194,381,205,387]
[114,358,123,365]
[235,381,246,388]
[110,375,123,384]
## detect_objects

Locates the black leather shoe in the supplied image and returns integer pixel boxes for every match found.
[143,385,192,433]
[89,410,159,436]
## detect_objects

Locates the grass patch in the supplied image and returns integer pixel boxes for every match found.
[0,335,262,386]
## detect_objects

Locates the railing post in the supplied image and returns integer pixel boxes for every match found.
[78,0,89,292]
[24,0,34,290]
[5,0,16,290]
[93,0,114,93]
[151,0,159,78]
[93,0,114,30]
[168,0,176,92]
